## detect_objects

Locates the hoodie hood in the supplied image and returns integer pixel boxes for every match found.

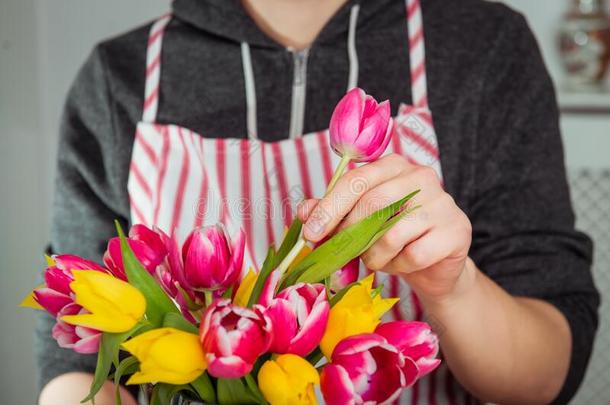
[172,0,391,47]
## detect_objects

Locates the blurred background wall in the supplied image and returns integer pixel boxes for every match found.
[0,0,608,404]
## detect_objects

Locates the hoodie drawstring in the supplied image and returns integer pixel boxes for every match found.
[347,4,360,91]
[241,42,258,140]
[241,4,360,140]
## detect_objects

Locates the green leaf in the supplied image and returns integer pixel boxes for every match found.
[113,356,139,405]
[190,372,217,404]
[150,383,193,405]
[273,218,302,267]
[221,286,234,299]
[217,378,259,405]
[115,221,179,326]
[358,203,422,255]
[247,247,276,307]
[305,347,324,366]
[163,312,199,334]
[244,373,267,405]
[285,190,420,286]
[82,330,132,403]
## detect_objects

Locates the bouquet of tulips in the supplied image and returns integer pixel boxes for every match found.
[21,88,440,405]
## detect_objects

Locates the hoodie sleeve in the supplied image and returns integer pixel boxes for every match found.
[36,45,130,392]
[467,9,600,404]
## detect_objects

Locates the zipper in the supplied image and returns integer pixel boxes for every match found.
[288,49,309,139]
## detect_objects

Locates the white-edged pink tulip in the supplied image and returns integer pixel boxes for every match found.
[375,321,441,378]
[320,333,419,405]
[329,87,393,163]
[330,258,360,293]
[259,270,329,356]
[104,224,168,281]
[200,299,272,378]
[52,303,101,354]
[179,225,245,292]
[34,255,106,316]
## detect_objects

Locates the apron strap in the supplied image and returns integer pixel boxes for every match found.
[405,0,430,109]
[142,14,172,123]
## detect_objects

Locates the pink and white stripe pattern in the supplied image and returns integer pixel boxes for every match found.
[126,3,478,403]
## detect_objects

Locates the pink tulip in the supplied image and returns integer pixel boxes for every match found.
[34,255,106,316]
[320,333,419,405]
[330,258,360,293]
[259,270,329,356]
[104,224,169,281]
[52,303,101,354]
[375,321,441,378]
[200,299,272,378]
[179,225,245,292]
[329,88,393,163]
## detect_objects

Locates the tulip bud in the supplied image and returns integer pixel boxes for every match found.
[104,224,169,281]
[329,258,360,293]
[24,255,106,317]
[329,88,393,163]
[320,333,418,405]
[181,225,245,292]
[122,327,207,385]
[61,270,146,333]
[375,321,441,378]
[200,299,271,378]
[320,273,398,358]
[261,271,329,356]
[258,354,319,405]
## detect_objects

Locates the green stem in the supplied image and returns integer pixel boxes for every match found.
[275,155,352,278]
[203,290,213,308]
[325,154,351,195]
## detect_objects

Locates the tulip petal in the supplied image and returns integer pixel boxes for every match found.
[321,365,358,405]
[266,299,298,354]
[19,288,44,310]
[62,270,146,333]
[73,333,102,354]
[288,298,329,356]
[34,288,72,316]
[329,88,365,148]
[233,268,258,307]
[207,355,252,379]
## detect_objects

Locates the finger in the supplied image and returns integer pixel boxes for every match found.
[360,197,439,271]
[384,224,464,275]
[303,154,410,242]
[340,164,442,231]
[296,199,319,222]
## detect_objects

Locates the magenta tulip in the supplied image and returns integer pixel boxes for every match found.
[320,333,419,405]
[104,224,169,281]
[179,225,245,292]
[329,87,393,163]
[34,255,106,316]
[52,303,101,354]
[375,321,441,378]
[330,258,360,293]
[200,299,272,378]
[259,270,329,356]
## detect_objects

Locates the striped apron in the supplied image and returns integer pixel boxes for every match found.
[128,0,477,403]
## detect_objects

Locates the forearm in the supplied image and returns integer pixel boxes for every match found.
[416,258,571,405]
[39,373,137,405]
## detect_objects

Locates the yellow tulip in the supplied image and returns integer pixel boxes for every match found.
[320,273,398,358]
[19,285,44,310]
[61,270,146,333]
[258,354,319,405]
[233,268,257,307]
[122,327,207,385]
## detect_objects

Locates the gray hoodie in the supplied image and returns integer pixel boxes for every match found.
[38,0,599,403]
